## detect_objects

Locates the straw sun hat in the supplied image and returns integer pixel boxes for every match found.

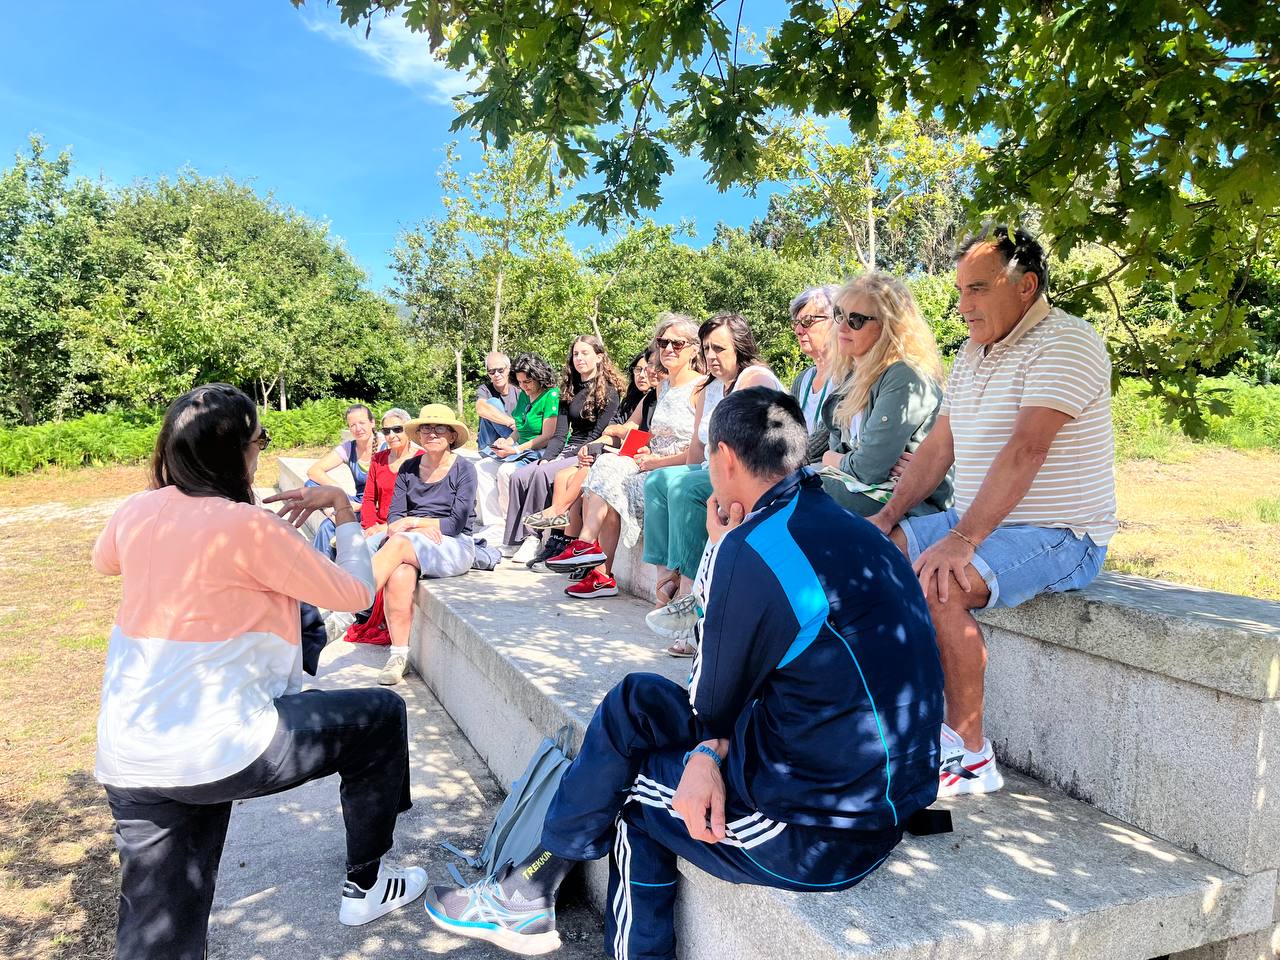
[403,403,471,448]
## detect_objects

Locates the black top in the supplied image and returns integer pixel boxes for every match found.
[387,455,478,537]
[544,380,620,459]
[617,389,658,432]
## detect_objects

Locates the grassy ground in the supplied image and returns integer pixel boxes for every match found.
[0,443,1275,959]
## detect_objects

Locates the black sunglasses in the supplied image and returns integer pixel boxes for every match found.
[380,425,405,435]
[251,428,271,451]
[832,305,878,330]
[655,337,692,351]
[792,311,829,329]
[487,367,508,375]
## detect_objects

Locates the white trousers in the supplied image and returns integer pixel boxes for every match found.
[475,456,523,544]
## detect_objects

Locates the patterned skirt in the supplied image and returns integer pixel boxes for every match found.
[583,453,648,548]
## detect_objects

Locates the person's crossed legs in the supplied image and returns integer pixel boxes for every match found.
[424,673,897,958]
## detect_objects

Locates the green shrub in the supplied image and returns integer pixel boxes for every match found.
[0,399,368,476]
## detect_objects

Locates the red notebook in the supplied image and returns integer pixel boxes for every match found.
[618,429,651,458]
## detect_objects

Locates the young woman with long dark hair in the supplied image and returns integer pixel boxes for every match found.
[501,334,624,562]
[92,384,426,960]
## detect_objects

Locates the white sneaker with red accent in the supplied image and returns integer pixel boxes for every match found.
[937,723,1004,798]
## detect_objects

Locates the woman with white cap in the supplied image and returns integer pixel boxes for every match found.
[370,403,478,685]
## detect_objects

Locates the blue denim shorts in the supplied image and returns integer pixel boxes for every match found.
[899,509,1106,609]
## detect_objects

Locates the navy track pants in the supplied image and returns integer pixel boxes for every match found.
[541,673,900,960]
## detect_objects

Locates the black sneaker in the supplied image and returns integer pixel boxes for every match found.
[424,874,560,955]
[527,532,571,573]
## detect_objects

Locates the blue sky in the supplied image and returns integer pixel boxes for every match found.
[0,1,784,293]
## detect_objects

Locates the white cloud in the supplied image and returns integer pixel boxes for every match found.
[303,12,472,104]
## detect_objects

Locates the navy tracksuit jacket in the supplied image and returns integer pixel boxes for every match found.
[542,468,944,960]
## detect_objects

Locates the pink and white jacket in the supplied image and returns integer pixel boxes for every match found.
[91,486,375,787]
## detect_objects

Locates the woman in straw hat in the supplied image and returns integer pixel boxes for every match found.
[368,403,478,685]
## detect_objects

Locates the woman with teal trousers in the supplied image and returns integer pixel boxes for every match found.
[642,312,782,654]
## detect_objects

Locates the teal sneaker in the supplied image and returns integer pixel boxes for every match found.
[424,873,561,956]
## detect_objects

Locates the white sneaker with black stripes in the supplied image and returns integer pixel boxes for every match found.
[339,861,428,926]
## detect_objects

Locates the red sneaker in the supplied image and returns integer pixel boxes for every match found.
[564,569,618,599]
[546,538,607,572]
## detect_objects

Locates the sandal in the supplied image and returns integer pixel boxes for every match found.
[665,639,696,658]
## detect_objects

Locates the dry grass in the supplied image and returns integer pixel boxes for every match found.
[1109,448,1280,601]
[0,444,1275,958]
[0,448,319,960]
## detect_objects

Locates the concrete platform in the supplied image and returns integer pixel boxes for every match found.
[206,638,602,960]
[408,563,1277,960]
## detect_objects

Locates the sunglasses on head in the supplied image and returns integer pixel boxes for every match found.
[832,305,878,330]
[251,428,271,451]
[792,311,829,329]
[380,425,405,435]
[655,337,691,351]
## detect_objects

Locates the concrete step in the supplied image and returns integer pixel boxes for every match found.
[408,562,1276,960]
[207,638,602,959]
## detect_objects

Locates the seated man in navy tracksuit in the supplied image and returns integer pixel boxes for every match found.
[426,387,945,959]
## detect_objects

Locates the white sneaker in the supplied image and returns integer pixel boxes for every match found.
[378,653,408,686]
[511,536,541,565]
[339,861,428,926]
[937,724,1004,798]
[644,594,701,639]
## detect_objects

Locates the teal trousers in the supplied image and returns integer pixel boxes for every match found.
[642,464,713,578]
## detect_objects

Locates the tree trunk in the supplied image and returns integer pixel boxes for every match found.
[865,158,876,272]
[491,269,504,353]
[454,348,464,417]
[590,299,603,342]
[279,374,287,412]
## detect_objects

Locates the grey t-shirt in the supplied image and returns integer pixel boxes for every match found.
[477,380,519,415]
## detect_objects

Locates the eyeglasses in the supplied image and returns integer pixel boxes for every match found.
[792,311,829,329]
[487,367,508,376]
[418,424,453,436]
[381,425,405,435]
[251,428,271,451]
[655,337,692,351]
[832,305,878,330]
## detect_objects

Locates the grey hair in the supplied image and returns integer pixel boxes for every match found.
[654,311,699,341]
[381,407,411,423]
[788,285,840,319]
[707,387,808,481]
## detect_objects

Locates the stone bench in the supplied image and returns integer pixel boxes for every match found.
[405,564,1277,960]
[276,454,1280,958]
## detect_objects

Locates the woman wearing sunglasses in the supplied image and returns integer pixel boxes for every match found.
[93,385,426,960]
[788,285,840,443]
[541,314,704,598]
[817,272,953,518]
[358,408,424,541]
[305,403,386,558]
[643,312,784,653]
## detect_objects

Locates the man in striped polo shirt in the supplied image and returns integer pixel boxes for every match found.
[870,225,1116,799]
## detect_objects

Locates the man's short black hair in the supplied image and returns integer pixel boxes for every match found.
[707,387,808,481]
[955,224,1049,297]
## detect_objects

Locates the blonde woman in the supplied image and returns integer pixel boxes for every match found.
[818,272,953,517]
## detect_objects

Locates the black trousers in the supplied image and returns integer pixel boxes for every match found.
[104,687,412,960]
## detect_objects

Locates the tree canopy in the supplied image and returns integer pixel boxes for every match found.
[300,0,1279,431]
[0,137,443,424]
